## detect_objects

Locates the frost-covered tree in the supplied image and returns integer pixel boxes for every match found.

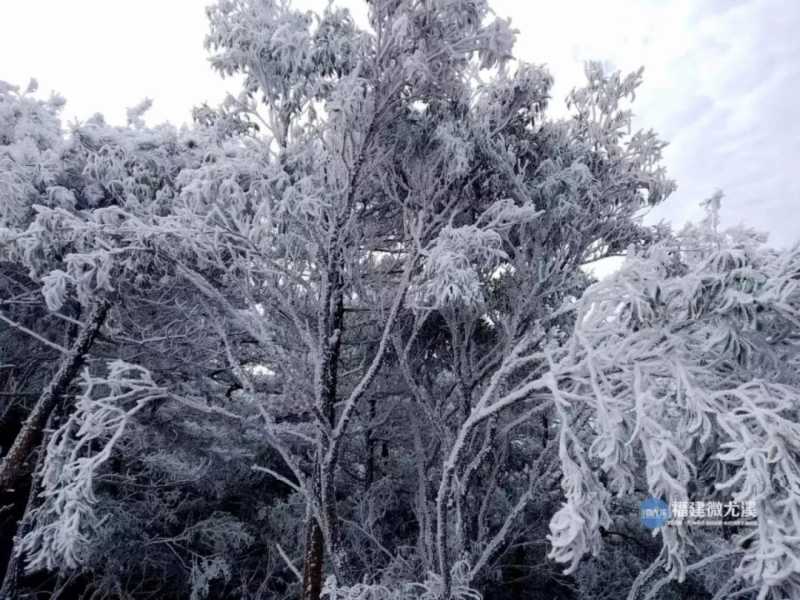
[4,1,798,600]
[142,2,671,598]
[2,0,677,597]
[0,82,115,591]
[0,80,242,597]
[545,195,800,599]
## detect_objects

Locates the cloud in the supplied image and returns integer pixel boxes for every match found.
[640,0,800,246]
[494,0,799,246]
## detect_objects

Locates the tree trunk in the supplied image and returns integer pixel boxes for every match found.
[0,403,62,599]
[299,111,378,598]
[0,470,37,599]
[301,515,325,600]
[301,258,345,600]
[364,395,377,492]
[0,300,109,493]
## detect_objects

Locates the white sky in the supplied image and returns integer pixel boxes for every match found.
[1,0,798,247]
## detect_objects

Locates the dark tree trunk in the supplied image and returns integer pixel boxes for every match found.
[301,516,325,600]
[0,410,53,600]
[0,300,109,494]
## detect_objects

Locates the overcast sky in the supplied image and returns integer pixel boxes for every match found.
[1,0,797,247]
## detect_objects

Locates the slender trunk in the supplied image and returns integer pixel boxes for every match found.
[435,422,476,600]
[0,300,109,493]
[436,469,454,600]
[364,395,376,492]
[360,396,377,573]
[301,514,325,600]
[459,417,496,547]
[302,266,345,600]
[301,110,379,599]
[411,413,433,570]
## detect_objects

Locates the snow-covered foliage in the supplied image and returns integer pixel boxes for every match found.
[546,198,800,599]
[22,361,163,571]
[1,1,797,599]
[411,225,507,311]
[0,79,65,228]
[321,560,481,600]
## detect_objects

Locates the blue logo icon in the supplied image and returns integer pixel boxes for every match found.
[640,497,671,529]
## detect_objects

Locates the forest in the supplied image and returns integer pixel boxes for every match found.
[1,1,799,599]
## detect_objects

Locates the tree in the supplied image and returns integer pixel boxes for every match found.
[3,0,676,596]
[0,79,225,596]
[546,195,800,600]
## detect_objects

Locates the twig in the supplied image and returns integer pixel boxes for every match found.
[275,543,302,583]
[0,312,68,354]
